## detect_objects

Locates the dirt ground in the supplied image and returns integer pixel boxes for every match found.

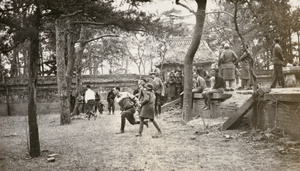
[1,109,300,171]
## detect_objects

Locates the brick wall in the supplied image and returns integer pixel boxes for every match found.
[257,100,300,138]
[0,74,142,116]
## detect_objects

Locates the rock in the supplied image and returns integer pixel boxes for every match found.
[239,131,248,137]
[278,137,291,144]
[264,133,274,139]
[285,74,297,87]
[284,140,300,147]
[253,133,263,141]
[224,135,232,139]
[195,130,209,135]
[48,153,58,157]
[190,136,196,140]
[47,157,55,162]
[277,146,286,154]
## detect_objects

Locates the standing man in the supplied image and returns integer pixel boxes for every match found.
[94,91,104,114]
[271,38,285,88]
[114,87,147,134]
[239,45,252,89]
[150,72,165,117]
[136,83,162,137]
[107,88,115,115]
[85,85,96,120]
[219,43,238,91]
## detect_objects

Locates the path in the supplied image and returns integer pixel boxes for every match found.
[0,110,300,171]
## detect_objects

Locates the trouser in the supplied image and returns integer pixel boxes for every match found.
[155,93,162,116]
[204,89,223,109]
[271,64,285,88]
[86,100,95,119]
[120,107,139,131]
[225,80,235,89]
[94,101,103,114]
[108,100,115,114]
[139,117,161,134]
[75,103,83,115]
[241,79,249,88]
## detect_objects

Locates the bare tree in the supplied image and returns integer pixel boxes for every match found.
[176,0,207,122]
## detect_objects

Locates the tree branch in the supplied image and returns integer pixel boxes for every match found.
[175,0,196,15]
[206,11,234,18]
[72,21,108,26]
[60,10,83,18]
[84,34,119,44]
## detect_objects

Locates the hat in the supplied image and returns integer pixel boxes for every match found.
[144,83,153,90]
[224,43,230,48]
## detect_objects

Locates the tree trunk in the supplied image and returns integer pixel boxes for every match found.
[11,48,19,77]
[297,31,300,55]
[182,0,207,122]
[27,7,41,157]
[72,26,86,115]
[22,44,28,76]
[56,18,71,125]
[39,43,44,76]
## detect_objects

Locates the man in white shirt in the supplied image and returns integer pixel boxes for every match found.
[85,85,96,120]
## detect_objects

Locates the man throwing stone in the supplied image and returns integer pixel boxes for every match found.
[114,87,148,134]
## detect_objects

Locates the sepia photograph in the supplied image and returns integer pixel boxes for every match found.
[1,0,300,170]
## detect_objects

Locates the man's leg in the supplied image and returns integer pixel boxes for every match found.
[108,102,111,115]
[94,102,98,113]
[277,64,285,88]
[156,93,162,115]
[118,112,126,133]
[271,66,279,88]
[87,100,95,120]
[137,117,145,136]
[125,108,139,125]
[112,103,115,115]
[154,93,158,116]
[150,119,162,133]
[99,103,104,114]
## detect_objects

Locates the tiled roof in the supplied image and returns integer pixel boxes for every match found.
[157,37,217,66]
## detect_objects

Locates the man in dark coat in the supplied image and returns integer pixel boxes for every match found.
[203,68,226,110]
[136,83,162,137]
[149,72,165,117]
[114,87,148,134]
[107,89,115,115]
[271,38,285,88]
[94,91,104,114]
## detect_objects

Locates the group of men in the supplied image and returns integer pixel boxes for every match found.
[72,85,116,120]
[76,72,164,136]
[74,38,285,135]
[191,38,286,110]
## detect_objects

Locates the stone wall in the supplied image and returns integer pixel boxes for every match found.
[0,74,143,116]
[255,101,300,139]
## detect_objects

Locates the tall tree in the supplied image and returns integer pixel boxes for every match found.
[0,0,42,157]
[176,0,207,122]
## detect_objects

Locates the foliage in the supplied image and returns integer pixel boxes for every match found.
[204,0,298,70]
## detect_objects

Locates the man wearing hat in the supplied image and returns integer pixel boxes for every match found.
[149,71,165,117]
[136,83,162,137]
[219,43,238,91]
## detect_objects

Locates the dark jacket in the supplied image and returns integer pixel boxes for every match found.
[273,43,284,65]
[213,74,226,89]
[118,97,136,111]
[107,90,115,103]
[140,90,156,120]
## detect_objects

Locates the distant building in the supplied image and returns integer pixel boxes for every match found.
[155,37,217,79]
